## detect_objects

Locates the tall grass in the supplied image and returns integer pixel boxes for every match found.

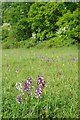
[2,46,79,118]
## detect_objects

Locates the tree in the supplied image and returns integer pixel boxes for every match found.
[28,2,66,41]
[56,7,80,43]
[2,2,33,41]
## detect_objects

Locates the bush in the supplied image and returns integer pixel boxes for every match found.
[2,35,77,49]
[46,35,77,47]
[2,37,37,49]
[36,41,47,49]
[2,39,19,49]
[23,37,37,48]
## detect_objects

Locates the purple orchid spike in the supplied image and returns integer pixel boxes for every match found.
[24,77,32,94]
[37,76,45,87]
[35,86,42,98]
[27,77,32,84]
[35,76,46,98]
[24,82,30,92]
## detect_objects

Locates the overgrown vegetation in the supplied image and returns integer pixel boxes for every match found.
[1,2,80,48]
[2,47,78,118]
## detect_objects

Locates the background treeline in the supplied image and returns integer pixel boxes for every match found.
[1,2,80,48]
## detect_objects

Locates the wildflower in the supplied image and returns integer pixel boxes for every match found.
[15,82,22,91]
[73,56,76,61]
[37,76,45,87]
[16,95,22,104]
[27,77,32,85]
[6,63,9,68]
[35,86,42,98]
[35,76,46,98]
[24,77,32,94]
[46,58,50,62]
[16,68,19,73]
[24,82,30,93]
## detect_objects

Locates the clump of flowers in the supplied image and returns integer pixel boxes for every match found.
[16,76,46,104]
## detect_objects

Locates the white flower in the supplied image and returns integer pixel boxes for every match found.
[15,82,22,91]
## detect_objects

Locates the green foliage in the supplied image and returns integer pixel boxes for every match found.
[56,7,80,43]
[19,37,37,48]
[2,2,79,48]
[2,2,32,25]
[2,2,32,42]
[47,36,76,47]
[2,39,19,49]
[36,41,47,49]
[15,18,32,41]
[2,23,11,40]
[2,37,37,49]
[28,2,64,40]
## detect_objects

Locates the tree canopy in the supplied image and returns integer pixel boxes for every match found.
[1,2,80,48]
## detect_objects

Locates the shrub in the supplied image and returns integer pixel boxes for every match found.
[2,39,19,49]
[23,37,37,48]
[46,35,77,48]
[36,41,46,49]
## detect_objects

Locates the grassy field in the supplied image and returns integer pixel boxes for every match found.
[2,46,79,118]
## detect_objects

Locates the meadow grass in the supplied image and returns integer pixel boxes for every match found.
[0,47,2,119]
[2,46,79,118]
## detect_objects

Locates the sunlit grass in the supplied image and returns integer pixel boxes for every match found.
[2,46,78,118]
